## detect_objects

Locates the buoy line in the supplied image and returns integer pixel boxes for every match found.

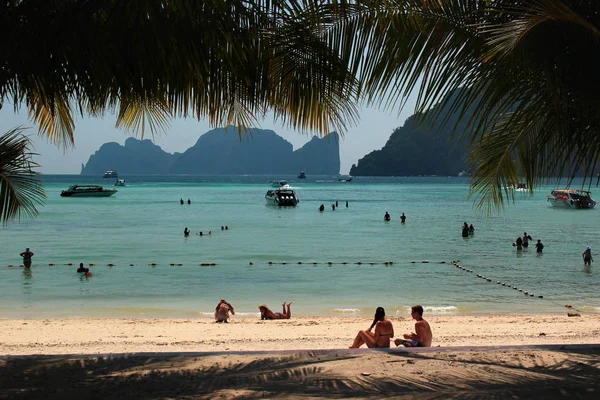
[6,262,219,267]
[451,261,596,314]
[8,260,452,268]
[258,260,449,266]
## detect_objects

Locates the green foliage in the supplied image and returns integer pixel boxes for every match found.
[327,0,600,211]
[0,128,46,224]
[0,1,360,145]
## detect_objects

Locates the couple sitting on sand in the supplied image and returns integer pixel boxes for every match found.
[349,305,432,349]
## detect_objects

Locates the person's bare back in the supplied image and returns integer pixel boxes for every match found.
[395,305,433,347]
[413,318,432,347]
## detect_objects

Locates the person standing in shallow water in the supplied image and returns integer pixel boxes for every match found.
[513,236,523,250]
[535,239,544,253]
[184,227,190,237]
[77,263,89,273]
[19,248,34,268]
[461,223,469,237]
[384,212,391,221]
[522,232,532,248]
[583,247,593,266]
[400,213,406,223]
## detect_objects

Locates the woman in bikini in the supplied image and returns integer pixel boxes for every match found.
[215,299,235,323]
[258,302,292,320]
[19,248,34,268]
[349,307,394,348]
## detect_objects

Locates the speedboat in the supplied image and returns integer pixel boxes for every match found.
[103,169,118,178]
[114,179,126,186]
[338,176,353,182]
[265,184,299,206]
[298,171,306,179]
[506,182,527,191]
[60,185,118,197]
[270,180,288,188]
[547,189,596,209]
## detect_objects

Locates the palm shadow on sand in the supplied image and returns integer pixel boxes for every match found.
[1,346,599,399]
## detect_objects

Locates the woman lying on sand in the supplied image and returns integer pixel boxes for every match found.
[259,302,292,320]
[349,306,394,348]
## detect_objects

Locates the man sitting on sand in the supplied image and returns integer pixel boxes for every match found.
[215,299,235,323]
[395,305,432,347]
[259,302,292,320]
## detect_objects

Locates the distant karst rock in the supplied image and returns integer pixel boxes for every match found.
[82,138,176,175]
[80,127,340,175]
[350,89,473,177]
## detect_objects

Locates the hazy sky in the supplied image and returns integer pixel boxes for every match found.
[0,95,418,175]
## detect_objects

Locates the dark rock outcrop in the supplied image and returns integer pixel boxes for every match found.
[81,127,340,175]
[350,90,473,176]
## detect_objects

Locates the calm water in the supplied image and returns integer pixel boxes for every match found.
[1,175,599,319]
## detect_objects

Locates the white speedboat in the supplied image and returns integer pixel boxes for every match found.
[103,169,118,178]
[547,189,596,209]
[265,184,299,206]
[60,185,118,197]
[506,182,527,191]
[114,179,126,186]
[270,180,288,188]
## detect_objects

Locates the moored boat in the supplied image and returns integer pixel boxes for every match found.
[114,179,126,186]
[506,182,527,191]
[103,169,118,178]
[338,176,353,182]
[270,180,288,188]
[297,171,306,179]
[265,184,299,206]
[60,185,118,197]
[547,189,596,209]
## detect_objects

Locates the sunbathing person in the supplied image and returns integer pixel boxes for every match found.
[349,307,394,348]
[259,302,292,320]
[215,299,235,323]
[395,305,432,347]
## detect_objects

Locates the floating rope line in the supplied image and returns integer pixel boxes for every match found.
[260,260,449,266]
[8,260,452,268]
[451,261,596,315]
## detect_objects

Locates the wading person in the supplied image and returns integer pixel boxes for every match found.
[19,248,34,268]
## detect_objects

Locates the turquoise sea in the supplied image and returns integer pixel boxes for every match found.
[1,175,599,319]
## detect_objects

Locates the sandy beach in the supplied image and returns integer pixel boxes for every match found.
[2,314,600,399]
[1,314,599,355]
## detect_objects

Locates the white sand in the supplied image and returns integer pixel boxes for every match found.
[1,313,598,355]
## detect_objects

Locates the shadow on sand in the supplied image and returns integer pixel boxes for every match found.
[1,346,599,399]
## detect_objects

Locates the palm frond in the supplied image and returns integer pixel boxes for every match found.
[1,0,361,143]
[319,0,600,211]
[0,128,46,224]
